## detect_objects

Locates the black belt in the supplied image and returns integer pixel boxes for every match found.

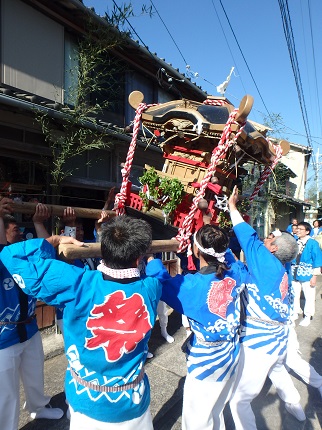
[0,314,36,326]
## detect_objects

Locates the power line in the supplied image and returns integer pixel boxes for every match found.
[307,0,322,136]
[148,0,219,90]
[149,0,188,65]
[218,0,271,117]
[111,0,186,97]
[209,0,248,96]
[277,0,314,162]
[112,0,156,62]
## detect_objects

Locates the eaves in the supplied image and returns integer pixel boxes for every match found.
[270,191,311,207]
[0,93,162,153]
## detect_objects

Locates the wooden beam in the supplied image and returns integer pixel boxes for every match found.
[58,239,179,260]
[12,202,116,220]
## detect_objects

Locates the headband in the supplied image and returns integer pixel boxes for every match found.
[272,230,282,237]
[193,232,226,263]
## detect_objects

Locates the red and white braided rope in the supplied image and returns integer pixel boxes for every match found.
[203,99,227,106]
[114,102,157,216]
[176,108,246,253]
[248,144,283,203]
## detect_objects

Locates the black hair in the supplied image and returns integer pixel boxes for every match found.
[100,216,152,269]
[297,221,312,234]
[313,219,321,227]
[3,214,17,230]
[195,224,230,279]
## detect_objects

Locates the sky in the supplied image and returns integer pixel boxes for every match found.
[82,0,322,185]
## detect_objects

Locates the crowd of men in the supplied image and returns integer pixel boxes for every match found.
[1,192,322,430]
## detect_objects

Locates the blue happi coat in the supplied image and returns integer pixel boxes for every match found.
[234,221,290,356]
[0,244,38,350]
[146,251,248,382]
[1,239,162,423]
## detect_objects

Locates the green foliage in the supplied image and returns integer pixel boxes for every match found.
[237,198,251,213]
[158,177,185,215]
[305,181,322,206]
[217,211,232,229]
[139,167,184,216]
[270,162,295,194]
[104,3,153,34]
[262,112,286,138]
[139,167,159,205]
[36,113,108,185]
[35,17,130,186]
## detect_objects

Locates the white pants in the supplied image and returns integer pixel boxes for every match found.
[182,314,190,328]
[157,300,168,329]
[182,370,236,430]
[0,331,51,430]
[284,326,322,388]
[230,345,286,430]
[69,405,153,430]
[292,280,316,317]
[268,365,300,404]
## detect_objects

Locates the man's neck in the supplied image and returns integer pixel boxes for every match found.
[298,235,310,243]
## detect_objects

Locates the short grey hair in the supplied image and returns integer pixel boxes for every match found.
[273,232,298,264]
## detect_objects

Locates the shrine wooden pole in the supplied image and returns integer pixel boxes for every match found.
[11,202,116,220]
[58,239,179,261]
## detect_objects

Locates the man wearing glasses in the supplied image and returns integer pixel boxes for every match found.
[292,222,322,326]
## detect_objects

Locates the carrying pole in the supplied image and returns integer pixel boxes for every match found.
[58,239,179,261]
[11,202,116,220]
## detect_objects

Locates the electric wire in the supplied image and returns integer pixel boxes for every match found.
[218,0,271,117]
[210,0,248,96]
[277,0,314,159]
[111,1,318,155]
[307,0,322,136]
[300,1,313,129]
[112,0,158,63]
[149,0,188,66]
[148,0,220,90]
[111,0,186,97]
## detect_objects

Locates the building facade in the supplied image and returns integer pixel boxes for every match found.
[0,0,206,230]
[0,1,312,238]
[245,141,311,237]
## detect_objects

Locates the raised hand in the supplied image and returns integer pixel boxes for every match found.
[228,186,239,211]
[0,197,13,217]
[32,203,50,223]
[62,207,76,227]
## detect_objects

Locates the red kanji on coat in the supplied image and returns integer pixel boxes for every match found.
[207,277,236,318]
[85,290,152,362]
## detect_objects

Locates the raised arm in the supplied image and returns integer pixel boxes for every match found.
[46,235,84,248]
[228,186,282,283]
[95,210,110,238]
[32,203,50,238]
[1,235,85,306]
[61,207,77,238]
[0,197,13,244]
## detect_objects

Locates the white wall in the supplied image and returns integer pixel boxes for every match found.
[1,0,64,102]
[280,146,308,201]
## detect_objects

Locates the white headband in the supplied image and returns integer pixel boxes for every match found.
[272,230,282,237]
[193,232,226,263]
